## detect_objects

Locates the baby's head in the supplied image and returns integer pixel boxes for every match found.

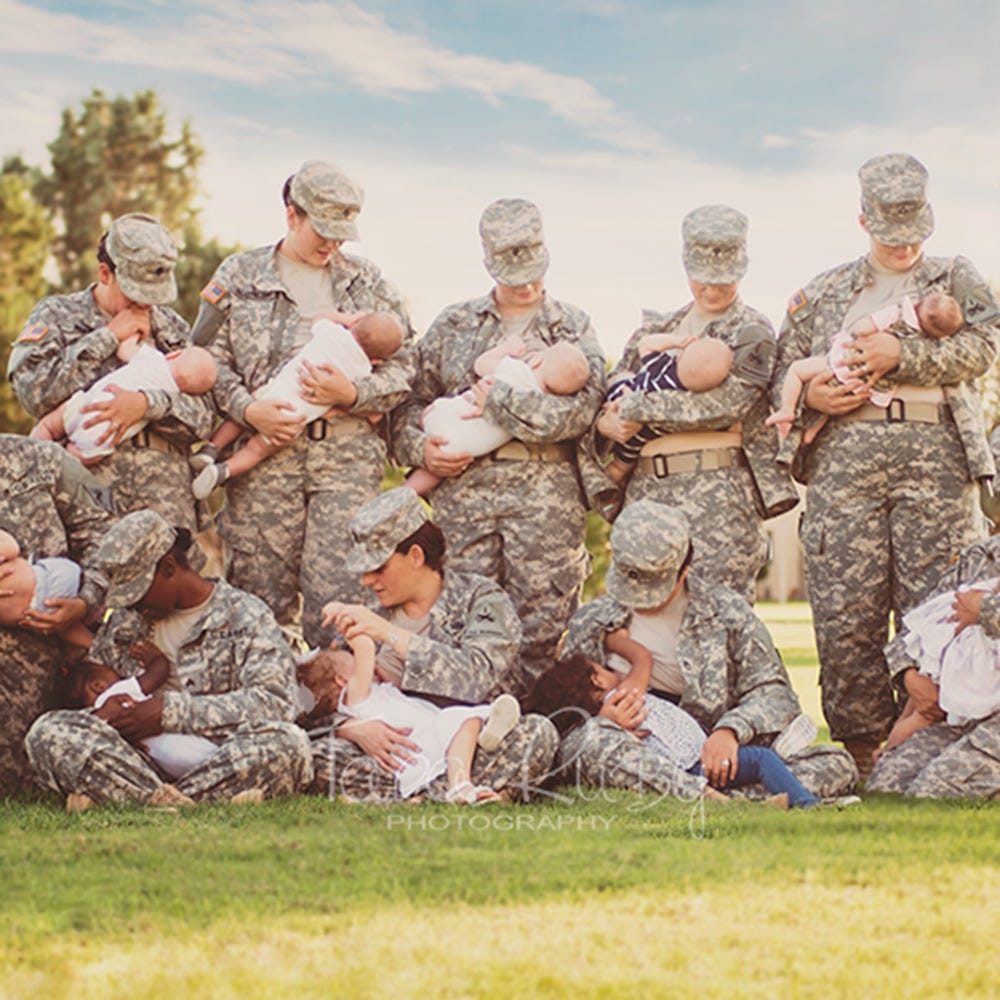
[526,653,609,736]
[59,661,121,709]
[675,337,733,392]
[0,528,21,561]
[916,293,963,340]
[167,346,217,395]
[351,311,404,364]
[296,647,355,719]
[537,342,589,396]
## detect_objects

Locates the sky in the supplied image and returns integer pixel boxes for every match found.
[2,0,999,357]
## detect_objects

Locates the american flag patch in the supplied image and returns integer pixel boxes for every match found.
[17,324,48,343]
[787,289,808,316]
[201,280,227,306]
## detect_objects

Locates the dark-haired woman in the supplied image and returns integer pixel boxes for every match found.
[25,510,312,808]
[309,487,558,801]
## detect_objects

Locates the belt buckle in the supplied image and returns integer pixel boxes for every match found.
[652,454,669,478]
[307,418,328,441]
[133,427,152,449]
[886,399,905,423]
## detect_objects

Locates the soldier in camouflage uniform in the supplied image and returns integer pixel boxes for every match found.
[867,534,1000,798]
[591,205,795,604]
[774,153,1000,776]
[0,436,113,796]
[190,161,415,646]
[8,214,214,540]
[25,510,312,806]
[309,489,558,802]
[392,199,605,696]
[557,502,857,801]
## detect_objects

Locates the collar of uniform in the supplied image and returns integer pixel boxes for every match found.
[858,252,948,291]
[477,290,566,331]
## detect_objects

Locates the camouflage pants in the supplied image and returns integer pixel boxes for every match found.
[308,713,559,803]
[25,710,313,804]
[558,717,857,801]
[220,424,385,646]
[429,459,589,698]
[867,713,1000,798]
[624,464,766,605]
[802,421,984,743]
[0,627,62,797]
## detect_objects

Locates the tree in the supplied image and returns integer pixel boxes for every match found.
[0,159,53,434]
[36,89,204,295]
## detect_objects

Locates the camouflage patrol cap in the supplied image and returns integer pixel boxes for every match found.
[290,161,363,241]
[479,198,550,286]
[346,488,430,574]
[605,501,690,608]
[105,213,178,306]
[96,510,177,609]
[858,153,934,247]
[682,205,749,284]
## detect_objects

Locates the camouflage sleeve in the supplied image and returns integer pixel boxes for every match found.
[160,611,298,738]
[391,322,447,469]
[712,603,800,744]
[615,323,775,430]
[401,582,523,702]
[895,258,1000,385]
[88,608,149,676]
[8,298,120,417]
[52,450,113,609]
[559,597,631,664]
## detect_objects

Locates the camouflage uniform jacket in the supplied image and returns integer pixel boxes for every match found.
[90,579,298,740]
[561,577,800,744]
[587,299,796,519]
[885,534,1000,683]
[0,436,112,609]
[393,291,605,469]
[190,244,415,427]
[775,255,1000,482]
[8,287,214,446]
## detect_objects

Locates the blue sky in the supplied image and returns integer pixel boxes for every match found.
[3,0,999,354]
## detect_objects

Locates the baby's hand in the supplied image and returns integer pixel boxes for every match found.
[128,640,165,667]
[765,409,795,440]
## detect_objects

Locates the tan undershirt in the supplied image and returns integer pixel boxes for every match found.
[152,590,214,691]
[276,254,338,352]
[375,607,431,686]
[607,591,689,695]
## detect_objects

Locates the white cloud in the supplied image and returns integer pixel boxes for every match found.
[0,0,660,153]
[761,134,795,149]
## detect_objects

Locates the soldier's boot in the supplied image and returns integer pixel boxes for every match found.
[230,788,266,805]
[148,783,197,808]
[66,793,95,813]
[843,739,879,785]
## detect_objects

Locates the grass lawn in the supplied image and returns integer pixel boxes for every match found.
[2,604,997,999]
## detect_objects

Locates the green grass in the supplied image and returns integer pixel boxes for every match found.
[2,603,997,998]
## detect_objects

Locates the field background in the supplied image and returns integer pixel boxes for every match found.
[2,604,997,1000]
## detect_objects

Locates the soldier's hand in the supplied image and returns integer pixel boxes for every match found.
[81,385,149,446]
[337,718,419,773]
[847,330,901,383]
[596,401,642,444]
[298,360,358,409]
[951,588,984,633]
[21,596,88,634]
[902,669,941,719]
[107,305,152,343]
[245,399,306,446]
[597,687,648,732]
[803,373,869,415]
[424,435,473,478]
[701,728,739,788]
[109,693,164,741]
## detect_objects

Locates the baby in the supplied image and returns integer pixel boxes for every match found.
[767,292,962,443]
[528,632,820,808]
[603,332,734,484]
[404,334,591,495]
[876,576,1000,761]
[0,528,93,648]
[299,625,522,804]
[31,338,216,466]
[61,640,217,780]
[192,311,403,499]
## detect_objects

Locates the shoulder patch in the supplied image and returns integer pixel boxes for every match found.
[787,290,808,317]
[200,280,227,306]
[17,324,49,344]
